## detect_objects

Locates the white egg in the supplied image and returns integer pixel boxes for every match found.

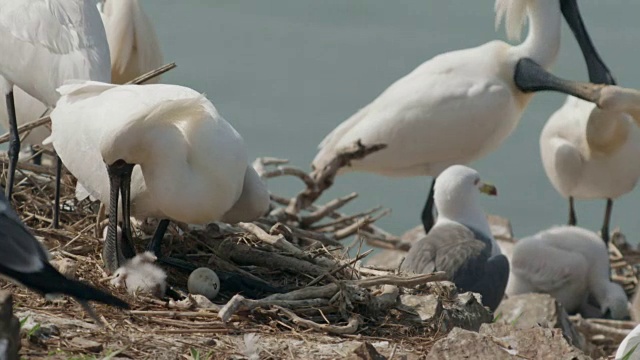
[188,267,220,300]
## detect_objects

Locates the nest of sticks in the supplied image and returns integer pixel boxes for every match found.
[0,129,455,359]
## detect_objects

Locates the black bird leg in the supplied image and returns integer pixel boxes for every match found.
[103,160,136,273]
[421,178,437,234]
[5,91,19,202]
[601,199,613,246]
[568,196,577,226]
[52,155,62,229]
[147,219,170,257]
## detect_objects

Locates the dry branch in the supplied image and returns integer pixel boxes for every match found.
[286,140,387,215]
[275,306,360,335]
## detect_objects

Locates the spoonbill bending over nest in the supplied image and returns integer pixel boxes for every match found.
[401,165,509,311]
[47,81,270,273]
[507,226,629,320]
[312,0,614,235]
[0,0,111,209]
[0,187,129,322]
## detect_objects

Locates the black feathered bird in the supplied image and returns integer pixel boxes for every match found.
[0,189,129,319]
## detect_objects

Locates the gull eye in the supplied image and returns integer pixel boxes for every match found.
[473,178,480,185]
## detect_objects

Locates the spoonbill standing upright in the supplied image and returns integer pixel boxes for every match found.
[0,0,163,162]
[540,94,640,245]
[47,81,270,273]
[0,0,111,205]
[312,0,614,234]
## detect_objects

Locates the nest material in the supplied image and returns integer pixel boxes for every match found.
[0,137,455,359]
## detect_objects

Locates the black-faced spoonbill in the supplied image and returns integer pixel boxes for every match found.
[0,0,111,209]
[312,0,614,235]
[401,165,508,311]
[507,226,629,320]
[47,81,270,273]
[540,95,640,245]
[0,187,129,321]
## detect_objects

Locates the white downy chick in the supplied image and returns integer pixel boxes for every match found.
[110,251,167,298]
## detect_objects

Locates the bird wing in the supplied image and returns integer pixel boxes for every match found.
[0,0,93,54]
[511,239,585,293]
[0,193,48,273]
[311,43,518,176]
[401,222,489,283]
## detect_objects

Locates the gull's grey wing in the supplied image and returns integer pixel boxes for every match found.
[466,254,510,311]
[0,191,48,273]
[401,222,488,282]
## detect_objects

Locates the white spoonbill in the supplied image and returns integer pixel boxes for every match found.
[0,0,111,204]
[0,0,163,163]
[540,95,640,245]
[401,165,508,311]
[47,81,270,273]
[0,187,129,321]
[507,226,629,320]
[616,324,640,360]
[312,0,614,235]
[99,0,164,85]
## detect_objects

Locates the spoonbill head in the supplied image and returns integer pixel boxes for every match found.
[0,0,111,201]
[312,0,613,236]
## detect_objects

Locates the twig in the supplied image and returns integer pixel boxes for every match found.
[218,294,329,323]
[274,306,360,335]
[305,249,373,287]
[286,140,387,215]
[300,193,358,226]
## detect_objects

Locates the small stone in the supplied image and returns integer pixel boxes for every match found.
[50,258,78,279]
[495,293,585,351]
[348,342,386,360]
[70,338,103,353]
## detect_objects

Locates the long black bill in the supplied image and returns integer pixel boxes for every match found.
[514,58,606,103]
[561,0,615,86]
[103,160,136,274]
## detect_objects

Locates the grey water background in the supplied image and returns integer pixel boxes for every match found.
[38,1,640,244]
[142,0,640,244]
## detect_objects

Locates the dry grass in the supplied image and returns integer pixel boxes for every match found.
[0,148,450,359]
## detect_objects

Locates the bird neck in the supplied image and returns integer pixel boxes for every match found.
[585,108,630,155]
[439,201,493,242]
[512,0,561,70]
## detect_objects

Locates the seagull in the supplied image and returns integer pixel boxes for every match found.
[540,95,640,245]
[47,81,270,273]
[507,225,629,320]
[312,0,614,235]
[400,165,508,311]
[0,187,129,321]
[0,0,111,206]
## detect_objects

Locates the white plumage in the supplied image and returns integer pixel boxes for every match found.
[540,96,640,240]
[507,226,629,320]
[48,81,269,224]
[111,251,167,298]
[0,0,162,148]
[313,0,563,178]
[616,324,640,360]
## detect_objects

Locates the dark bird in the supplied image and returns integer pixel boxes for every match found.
[401,165,509,311]
[0,188,129,320]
